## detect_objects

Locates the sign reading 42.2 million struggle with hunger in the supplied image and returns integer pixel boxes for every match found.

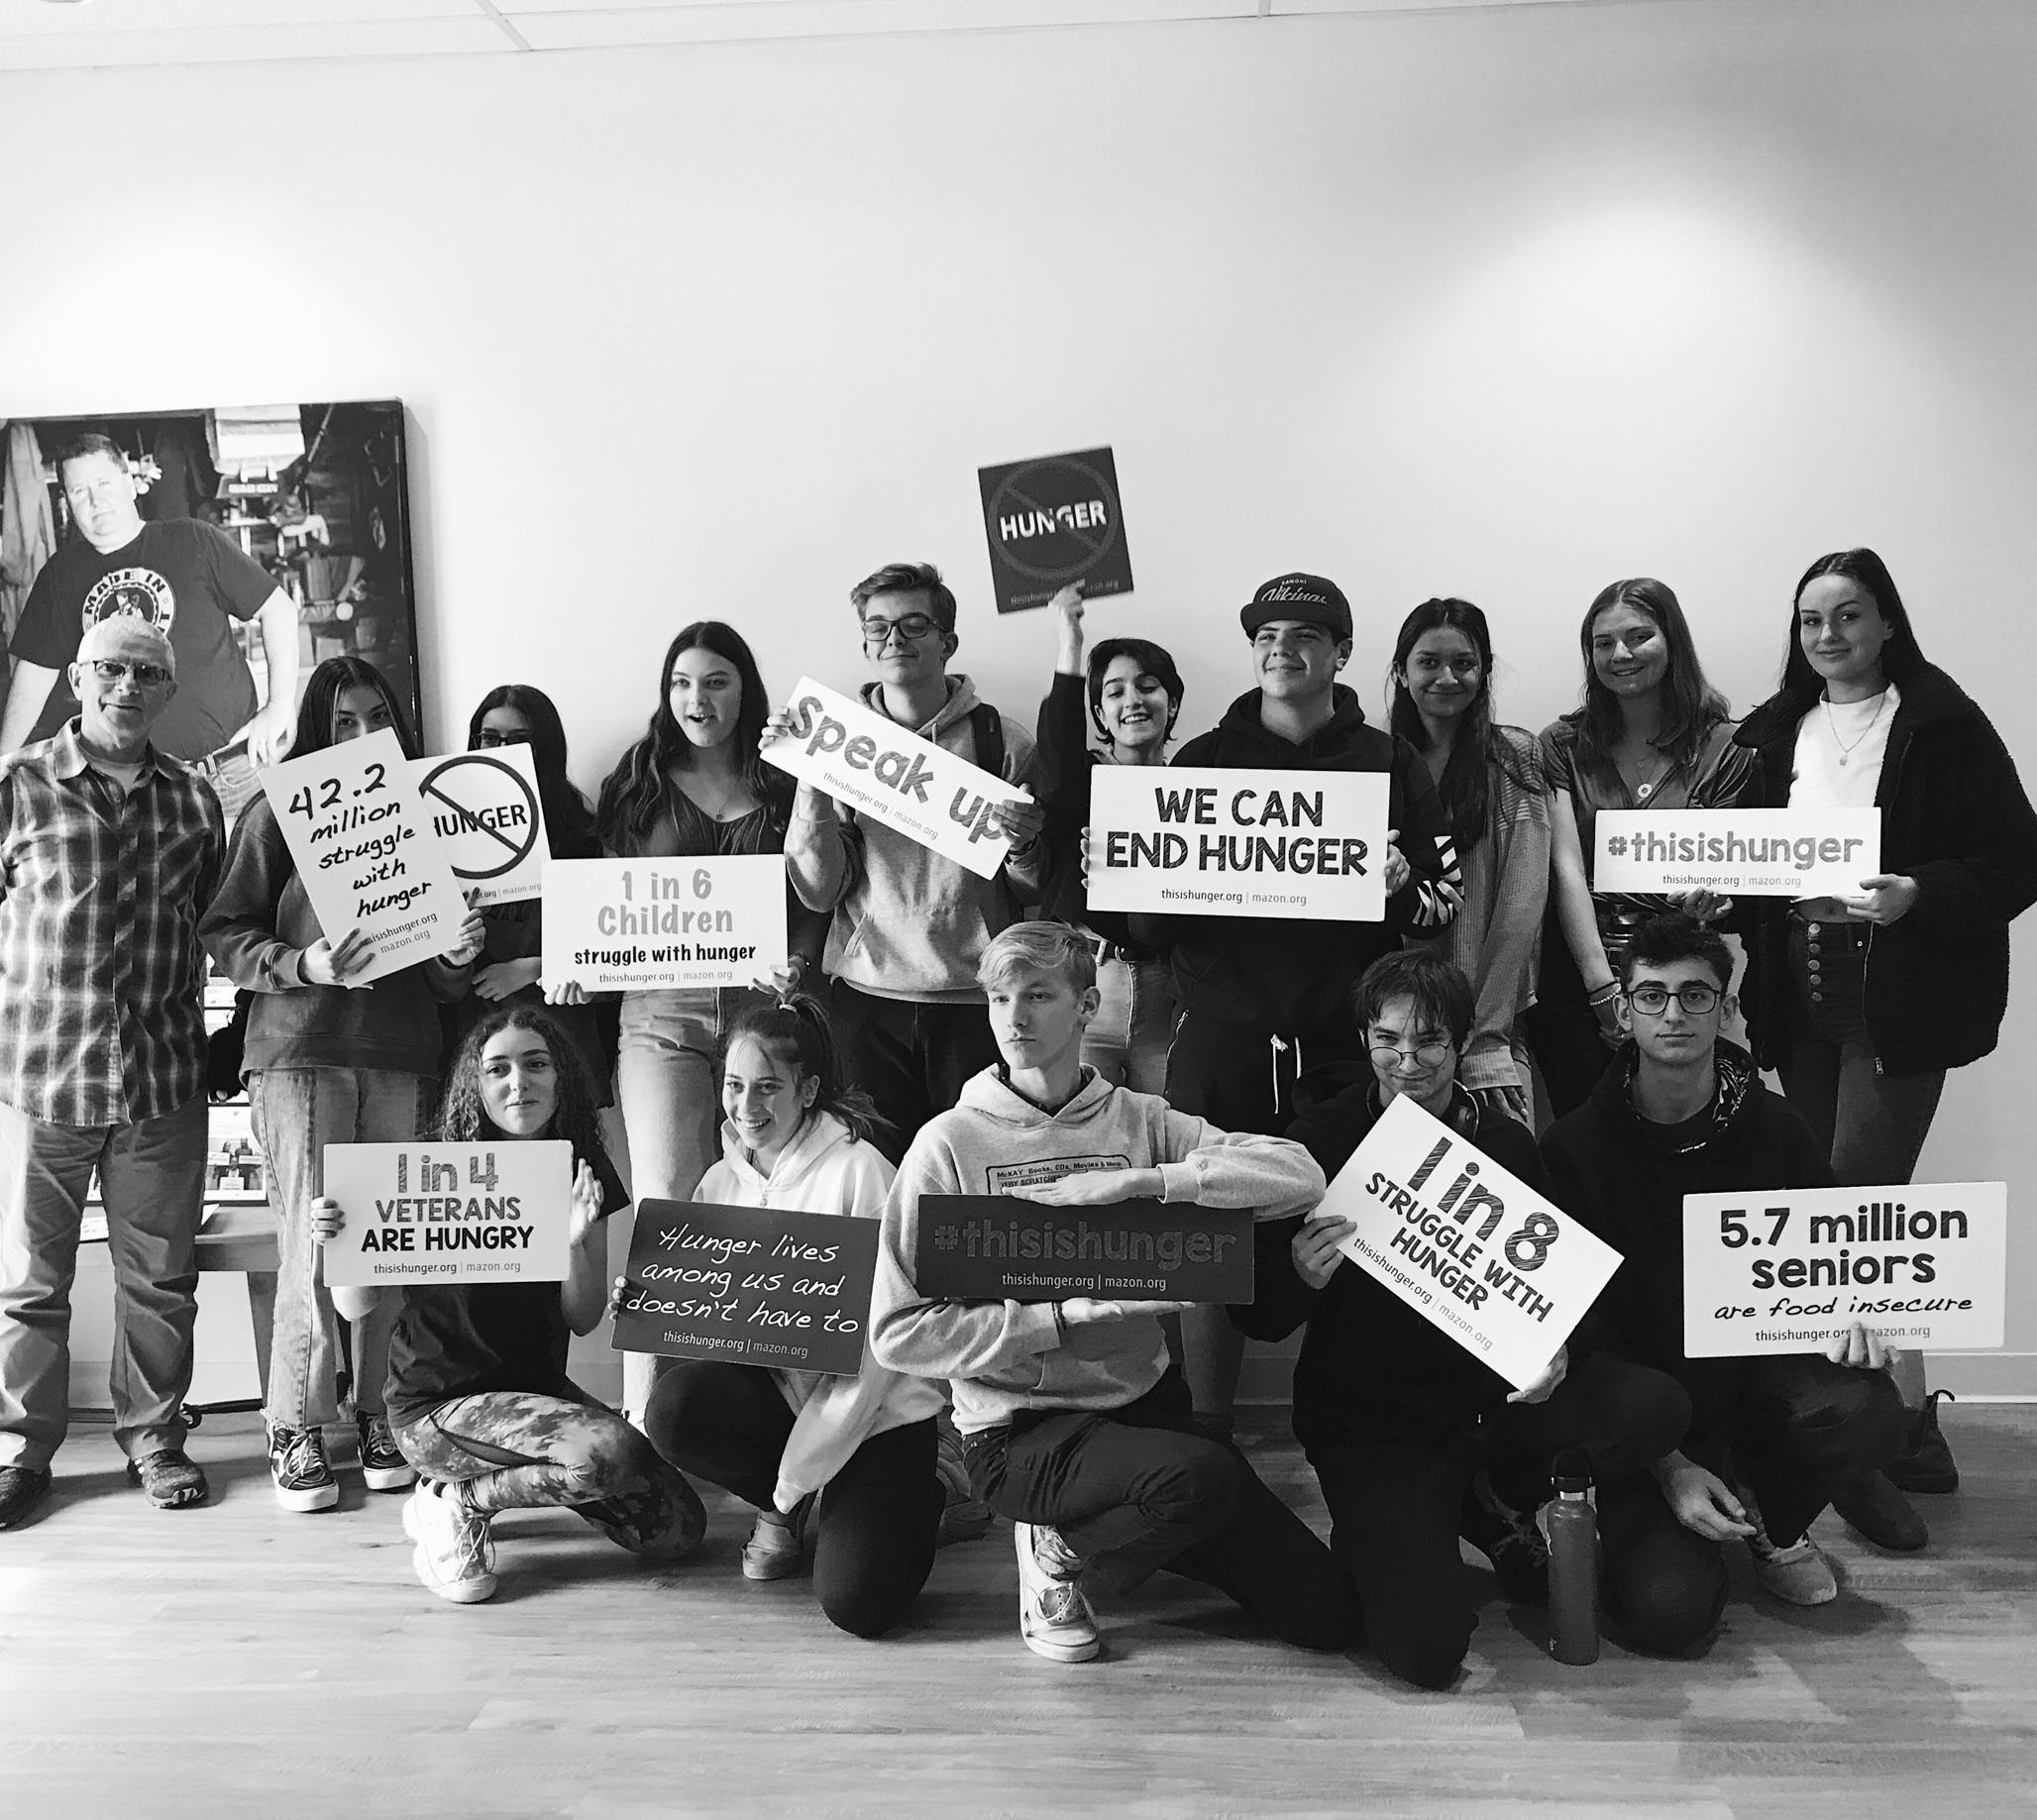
[1085,766,1388,921]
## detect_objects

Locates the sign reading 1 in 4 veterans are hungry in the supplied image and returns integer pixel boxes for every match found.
[612,1199,881,1376]
[1085,766,1389,922]
[320,1140,572,1288]
[1682,1182,2006,1357]
[914,1194,1255,1304]
[1314,1094,1623,1391]
[542,856,789,991]
[1594,807,1880,899]
[260,726,469,985]
[977,445,1133,613]
[412,745,548,907]
[762,677,1027,880]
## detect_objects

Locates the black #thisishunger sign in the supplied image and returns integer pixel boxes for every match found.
[977,446,1133,613]
[915,1195,1252,1303]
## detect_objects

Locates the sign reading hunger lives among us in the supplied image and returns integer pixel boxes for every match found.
[914,1193,1254,1304]
[319,1141,572,1288]
[542,856,789,991]
[1682,1182,2006,1357]
[260,726,468,986]
[1085,767,1389,922]
[1594,807,1880,899]
[762,678,1028,880]
[1314,1094,1623,1391]
[976,446,1134,613]
[411,745,548,907]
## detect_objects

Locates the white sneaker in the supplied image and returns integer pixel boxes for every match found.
[1748,1524,1839,1606]
[1014,1521,1099,1662]
[742,1499,810,1581]
[403,1480,497,1605]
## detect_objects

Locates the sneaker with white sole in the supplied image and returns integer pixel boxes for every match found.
[1014,1521,1100,1662]
[267,1421,339,1513]
[403,1480,497,1604]
[742,1498,811,1581]
[356,1411,416,1493]
[1748,1523,1838,1606]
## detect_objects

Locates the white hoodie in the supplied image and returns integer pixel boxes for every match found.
[870,1067,1326,1433]
[695,1110,946,1511]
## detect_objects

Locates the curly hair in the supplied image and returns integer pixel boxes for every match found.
[717,994,890,1151]
[438,1005,606,1164]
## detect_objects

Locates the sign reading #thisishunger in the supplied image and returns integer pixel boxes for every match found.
[320,1141,572,1287]
[1594,807,1880,899]
[914,1193,1254,1304]
[977,446,1133,614]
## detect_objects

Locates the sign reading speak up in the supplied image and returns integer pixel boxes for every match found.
[914,1195,1254,1304]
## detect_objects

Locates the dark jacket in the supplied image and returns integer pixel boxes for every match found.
[1735,662,2037,1075]
[1153,686,1460,1033]
[1030,670,1151,954]
[1233,1069,1546,1446]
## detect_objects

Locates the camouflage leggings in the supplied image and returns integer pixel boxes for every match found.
[394,1388,705,1558]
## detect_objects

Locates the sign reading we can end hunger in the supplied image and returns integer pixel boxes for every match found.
[1315,1094,1622,1391]
[1085,767,1388,922]
[542,856,789,991]
[261,726,468,985]
[1594,807,1880,899]
[1682,1182,2006,1357]
[412,745,548,907]
[320,1140,571,1288]
[914,1192,1254,1304]
[612,1199,881,1376]
[763,678,1026,880]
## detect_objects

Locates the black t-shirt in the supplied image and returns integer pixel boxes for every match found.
[10,519,274,762]
[383,1139,627,1428]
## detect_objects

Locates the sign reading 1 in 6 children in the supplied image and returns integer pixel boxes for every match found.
[319,1140,572,1288]
[1682,1182,2006,1357]
[543,856,789,991]
[1595,808,1880,899]
[1086,767,1389,921]
[1314,1093,1623,1391]
[260,726,468,984]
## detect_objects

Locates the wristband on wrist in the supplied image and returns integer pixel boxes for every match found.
[1586,980,1621,1009]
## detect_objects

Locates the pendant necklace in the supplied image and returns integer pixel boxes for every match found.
[1824,690,1890,767]
[1625,751,1668,801]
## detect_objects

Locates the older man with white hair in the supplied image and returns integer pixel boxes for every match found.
[0,616,227,1528]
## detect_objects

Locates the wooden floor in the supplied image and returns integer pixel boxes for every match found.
[3,1406,2032,1819]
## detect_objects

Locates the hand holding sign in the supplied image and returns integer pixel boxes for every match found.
[301,926,377,989]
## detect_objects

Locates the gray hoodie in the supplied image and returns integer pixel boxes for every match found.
[869,1067,1326,1432]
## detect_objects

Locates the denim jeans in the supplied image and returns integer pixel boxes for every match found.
[1082,956,1176,1096]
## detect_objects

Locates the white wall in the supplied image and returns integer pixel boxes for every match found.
[8,0,2036,1395]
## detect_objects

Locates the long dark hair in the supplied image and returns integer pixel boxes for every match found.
[717,994,890,1151]
[467,684,597,860]
[1573,578,1731,782]
[596,622,774,850]
[1388,597,1539,853]
[439,1005,605,1165]
[293,656,417,760]
[1776,548,1929,711]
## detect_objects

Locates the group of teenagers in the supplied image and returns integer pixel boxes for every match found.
[3,539,2032,1689]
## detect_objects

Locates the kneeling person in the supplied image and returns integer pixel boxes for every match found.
[870,921,1356,1663]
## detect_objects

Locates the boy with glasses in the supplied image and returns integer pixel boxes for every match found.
[1536,912,1907,1646]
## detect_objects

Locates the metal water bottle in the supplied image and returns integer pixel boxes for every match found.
[1546,1449,1599,1666]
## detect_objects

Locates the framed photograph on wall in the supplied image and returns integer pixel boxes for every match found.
[0,399,422,818]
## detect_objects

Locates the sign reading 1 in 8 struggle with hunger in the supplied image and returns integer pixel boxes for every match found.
[1595,808,1880,899]
[1314,1094,1623,1391]
[1682,1182,2006,1357]
[1085,766,1388,922]
[319,1140,572,1288]
[542,856,789,991]
[976,446,1133,614]
[260,726,468,986]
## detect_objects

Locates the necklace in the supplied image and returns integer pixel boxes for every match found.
[1822,690,1890,767]
[1621,749,1668,801]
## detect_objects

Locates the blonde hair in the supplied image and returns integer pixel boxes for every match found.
[977,920,1097,995]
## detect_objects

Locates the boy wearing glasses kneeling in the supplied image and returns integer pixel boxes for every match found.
[1538,912,1907,1647]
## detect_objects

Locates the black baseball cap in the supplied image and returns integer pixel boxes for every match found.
[1239,573,1352,641]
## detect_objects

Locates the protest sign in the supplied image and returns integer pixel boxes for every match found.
[915,1194,1253,1304]
[977,446,1134,613]
[762,677,1026,880]
[1085,766,1389,921]
[542,855,788,991]
[1594,807,1880,899]
[320,1140,571,1288]
[1682,1182,2006,1357]
[1314,1093,1622,1391]
[612,1199,881,1375]
[413,745,547,906]
[260,726,467,984]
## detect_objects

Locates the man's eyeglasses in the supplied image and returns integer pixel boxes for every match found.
[861,613,940,650]
[86,658,172,688]
[1624,984,1722,1017]
[1369,1039,1453,1069]
[476,729,532,748]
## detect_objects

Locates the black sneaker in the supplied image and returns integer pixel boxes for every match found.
[356,1412,417,1493]
[1462,1468,1550,1607]
[268,1421,339,1513]
[0,1463,54,1530]
[1884,1390,1959,1494]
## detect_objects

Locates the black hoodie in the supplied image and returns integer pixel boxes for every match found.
[1157,686,1460,1033]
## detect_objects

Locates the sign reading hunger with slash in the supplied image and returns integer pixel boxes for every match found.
[412,744,549,906]
[320,1140,572,1287]
[763,677,1028,880]
[1314,1094,1622,1391]
[1086,766,1389,922]
[976,446,1134,614]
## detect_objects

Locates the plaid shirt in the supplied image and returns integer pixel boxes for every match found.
[0,721,226,1126]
